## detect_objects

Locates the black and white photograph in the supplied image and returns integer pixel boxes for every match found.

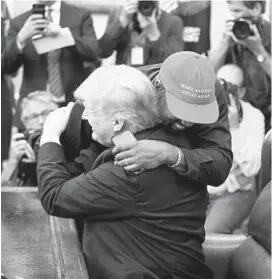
[1,0,271,278]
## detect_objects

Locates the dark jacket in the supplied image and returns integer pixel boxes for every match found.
[1,16,13,162]
[37,125,213,279]
[139,64,233,186]
[2,1,99,105]
[99,9,184,65]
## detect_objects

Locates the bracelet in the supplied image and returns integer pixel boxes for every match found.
[168,147,182,168]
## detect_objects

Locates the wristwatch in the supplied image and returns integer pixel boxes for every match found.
[256,53,265,63]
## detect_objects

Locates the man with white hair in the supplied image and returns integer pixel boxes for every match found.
[37,65,213,279]
[8,91,58,186]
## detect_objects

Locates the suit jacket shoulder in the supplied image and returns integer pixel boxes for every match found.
[10,10,32,29]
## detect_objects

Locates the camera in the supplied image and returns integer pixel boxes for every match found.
[23,130,42,148]
[138,1,158,17]
[232,19,254,40]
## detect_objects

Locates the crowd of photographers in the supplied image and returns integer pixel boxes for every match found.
[1,0,271,234]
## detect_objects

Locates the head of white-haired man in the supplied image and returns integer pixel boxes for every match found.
[74,65,162,147]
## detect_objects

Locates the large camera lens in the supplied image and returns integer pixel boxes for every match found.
[232,19,253,40]
[138,1,156,17]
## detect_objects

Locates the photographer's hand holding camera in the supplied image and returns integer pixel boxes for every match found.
[209,1,271,132]
[99,0,184,65]
[11,132,36,163]
[209,1,271,76]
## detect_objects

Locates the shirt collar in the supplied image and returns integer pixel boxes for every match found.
[49,0,61,12]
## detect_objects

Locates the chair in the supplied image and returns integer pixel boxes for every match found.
[203,182,271,279]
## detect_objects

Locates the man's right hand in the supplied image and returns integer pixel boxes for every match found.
[222,20,236,44]
[119,0,138,27]
[11,133,35,161]
[17,14,48,48]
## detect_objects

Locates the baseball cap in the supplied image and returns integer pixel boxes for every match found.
[159,51,219,124]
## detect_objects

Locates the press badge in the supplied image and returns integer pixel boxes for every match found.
[130,46,144,66]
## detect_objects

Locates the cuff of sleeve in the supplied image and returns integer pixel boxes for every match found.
[16,36,25,53]
[105,19,127,40]
[40,135,61,146]
[181,148,200,178]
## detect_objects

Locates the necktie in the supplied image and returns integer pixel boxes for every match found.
[47,8,64,99]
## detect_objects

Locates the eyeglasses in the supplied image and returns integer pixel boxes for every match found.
[22,109,53,125]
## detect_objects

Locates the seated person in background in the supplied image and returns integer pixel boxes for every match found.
[10,91,58,186]
[205,64,265,234]
[209,0,271,132]
[99,0,184,66]
[37,65,214,279]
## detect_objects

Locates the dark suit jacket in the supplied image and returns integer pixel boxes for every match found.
[2,1,99,104]
[99,9,184,65]
[37,125,213,279]
[1,17,13,162]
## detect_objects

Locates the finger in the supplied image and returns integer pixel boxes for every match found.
[33,23,48,30]
[228,93,235,106]
[112,142,136,155]
[32,19,48,25]
[252,24,259,34]
[28,14,44,20]
[12,133,25,141]
[25,143,35,159]
[12,140,27,149]
[114,150,135,161]
[226,20,234,28]
[115,157,135,167]
[13,145,26,155]
[66,102,75,113]
[229,32,239,43]
[151,8,157,19]
[124,164,141,172]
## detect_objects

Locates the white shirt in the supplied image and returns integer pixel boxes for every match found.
[47,0,61,25]
[46,0,65,104]
[208,101,265,196]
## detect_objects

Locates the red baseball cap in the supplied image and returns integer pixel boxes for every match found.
[159,51,219,124]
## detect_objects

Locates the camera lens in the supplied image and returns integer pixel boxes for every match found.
[232,20,252,40]
[138,1,156,17]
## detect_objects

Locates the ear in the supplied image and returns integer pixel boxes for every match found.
[238,87,247,99]
[113,118,124,132]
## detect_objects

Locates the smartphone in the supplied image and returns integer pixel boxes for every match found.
[32,4,45,18]
[112,131,137,146]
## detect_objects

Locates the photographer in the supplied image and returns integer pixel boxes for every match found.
[9,91,58,186]
[99,0,184,66]
[209,0,271,132]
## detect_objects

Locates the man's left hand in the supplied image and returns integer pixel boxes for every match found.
[236,24,264,55]
[113,140,178,172]
[42,102,74,138]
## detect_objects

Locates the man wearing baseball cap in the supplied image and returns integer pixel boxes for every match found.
[114,51,232,188]
[159,51,218,124]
